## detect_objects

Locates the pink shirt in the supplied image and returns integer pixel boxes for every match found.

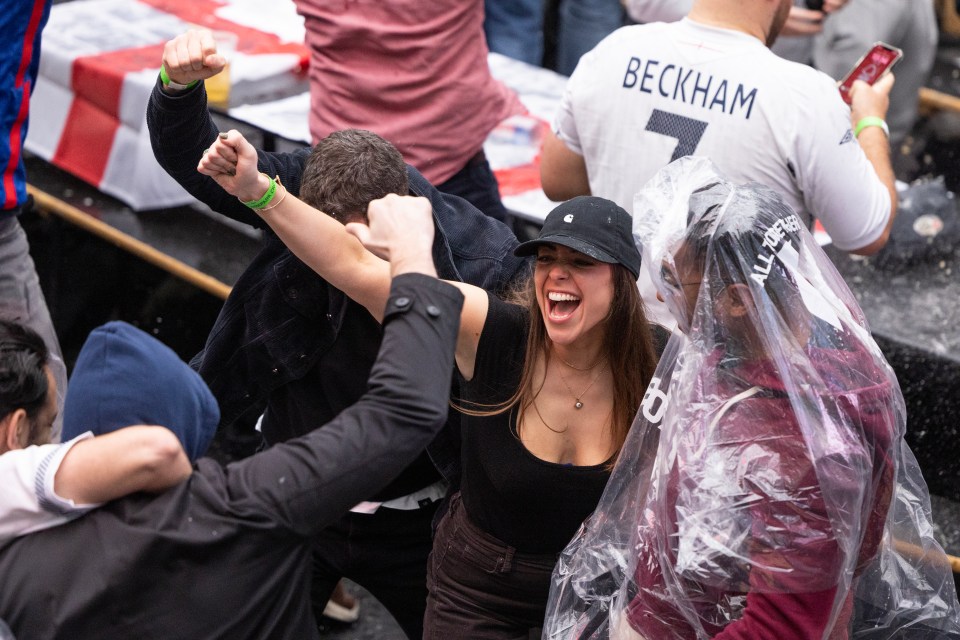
[294,0,523,184]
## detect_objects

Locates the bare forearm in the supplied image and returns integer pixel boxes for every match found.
[851,129,897,255]
[255,190,393,320]
[540,130,592,201]
[54,426,192,504]
[204,136,393,320]
[848,76,897,255]
[859,129,897,212]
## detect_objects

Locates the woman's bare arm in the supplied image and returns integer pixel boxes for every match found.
[200,132,493,378]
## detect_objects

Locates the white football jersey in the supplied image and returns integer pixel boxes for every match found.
[555,20,891,327]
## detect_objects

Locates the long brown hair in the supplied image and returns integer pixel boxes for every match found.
[458,265,657,463]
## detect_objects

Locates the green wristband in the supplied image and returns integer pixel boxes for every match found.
[159,65,199,91]
[242,176,278,209]
[854,117,889,139]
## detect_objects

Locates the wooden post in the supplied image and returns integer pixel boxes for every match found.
[27,185,232,301]
[919,87,960,116]
[938,0,960,38]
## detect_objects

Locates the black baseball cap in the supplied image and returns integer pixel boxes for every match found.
[514,196,641,279]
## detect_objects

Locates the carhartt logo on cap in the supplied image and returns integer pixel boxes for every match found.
[511,195,641,279]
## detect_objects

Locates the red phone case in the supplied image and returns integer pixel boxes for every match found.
[838,42,903,105]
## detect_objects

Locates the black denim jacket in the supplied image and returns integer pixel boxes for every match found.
[147,81,531,485]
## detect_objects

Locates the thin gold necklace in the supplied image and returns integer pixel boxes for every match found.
[556,353,603,371]
[532,398,567,434]
[557,361,607,410]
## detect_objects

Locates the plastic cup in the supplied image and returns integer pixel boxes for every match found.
[205,31,238,109]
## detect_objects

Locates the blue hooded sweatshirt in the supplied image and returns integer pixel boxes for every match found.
[61,321,219,462]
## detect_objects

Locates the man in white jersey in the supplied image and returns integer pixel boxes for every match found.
[625,0,934,148]
[541,0,897,329]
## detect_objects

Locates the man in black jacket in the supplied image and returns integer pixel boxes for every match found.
[0,197,465,640]
[147,29,530,637]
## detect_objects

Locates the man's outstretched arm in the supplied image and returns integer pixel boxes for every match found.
[55,425,192,503]
[146,29,311,228]
[1,426,191,541]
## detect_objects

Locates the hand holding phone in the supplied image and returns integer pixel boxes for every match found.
[838,42,903,105]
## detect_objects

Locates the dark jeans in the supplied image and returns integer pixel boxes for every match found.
[484,0,544,66]
[436,150,510,223]
[424,493,557,640]
[311,502,439,639]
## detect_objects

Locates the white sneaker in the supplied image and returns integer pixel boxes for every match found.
[322,589,361,623]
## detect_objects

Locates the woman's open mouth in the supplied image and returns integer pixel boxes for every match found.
[547,291,581,321]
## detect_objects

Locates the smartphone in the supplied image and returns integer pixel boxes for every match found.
[838,42,903,105]
[805,0,824,10]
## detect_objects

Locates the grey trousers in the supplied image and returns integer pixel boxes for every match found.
[0,214,66,441]
[813,0,938,146]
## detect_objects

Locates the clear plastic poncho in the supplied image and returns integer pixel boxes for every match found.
[543,157,960,639]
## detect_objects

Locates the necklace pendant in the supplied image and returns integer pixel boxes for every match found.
[574,400,583,409]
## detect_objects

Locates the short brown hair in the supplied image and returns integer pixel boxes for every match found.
[300,129,409,223]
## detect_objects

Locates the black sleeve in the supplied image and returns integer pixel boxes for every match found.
[146,80,312,229]
[461,293,528,403]
[220,274,464,536]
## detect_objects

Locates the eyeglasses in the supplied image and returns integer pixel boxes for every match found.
[660,264,701,290]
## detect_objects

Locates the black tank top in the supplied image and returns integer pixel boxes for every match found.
[458,294,610,554]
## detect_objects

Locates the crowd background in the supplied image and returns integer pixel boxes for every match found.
[10,0,960,638]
